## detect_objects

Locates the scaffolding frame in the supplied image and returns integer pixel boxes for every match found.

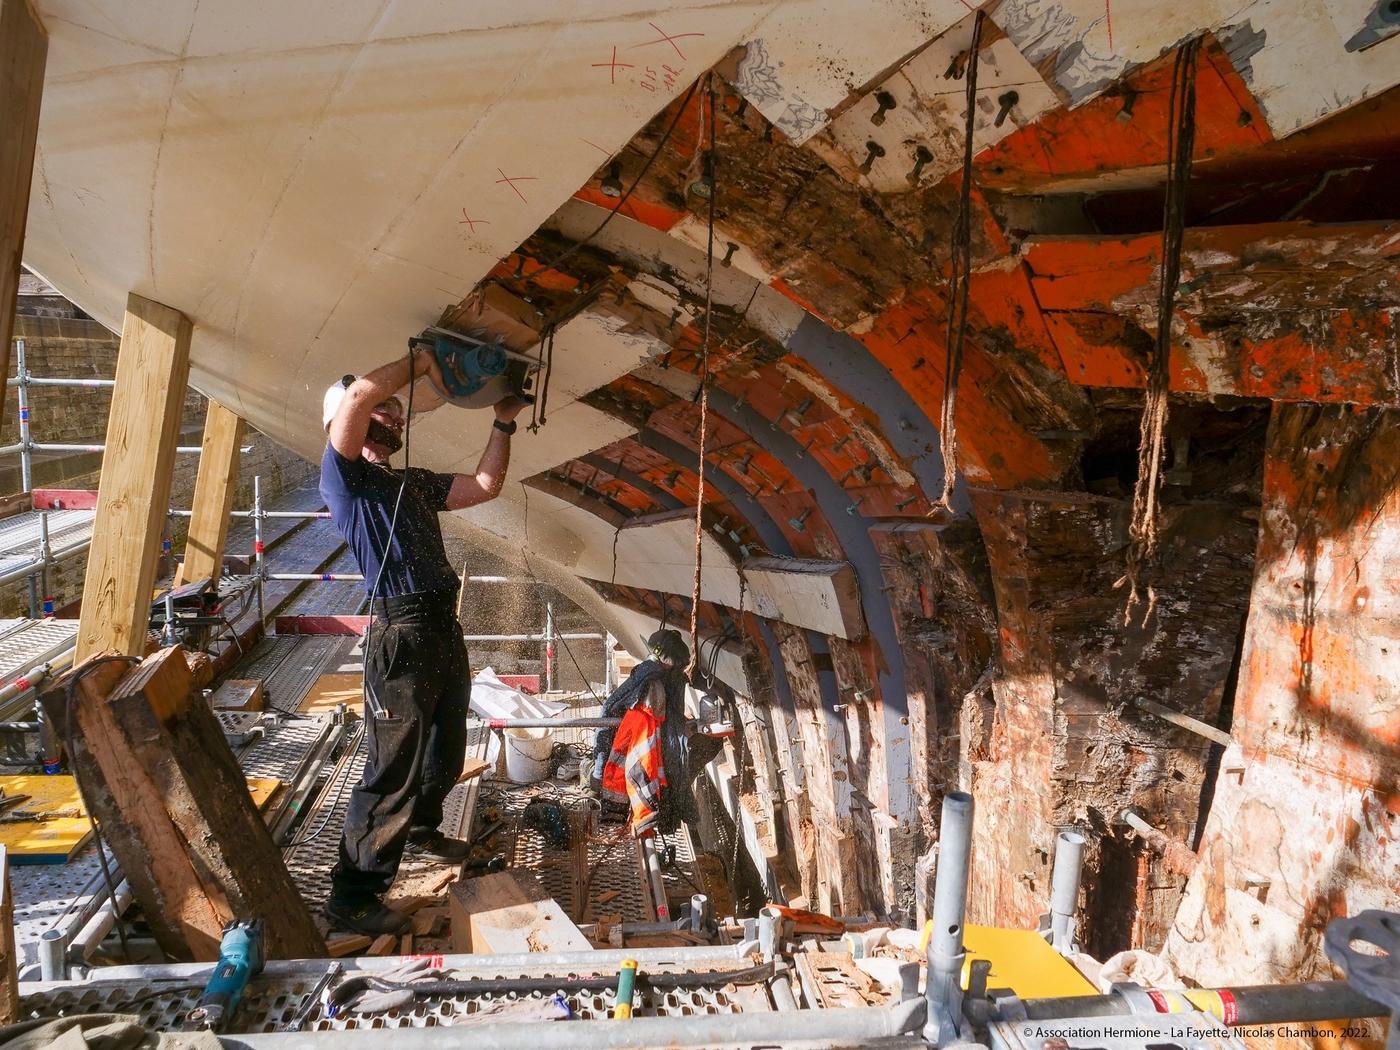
[2,338,612,691]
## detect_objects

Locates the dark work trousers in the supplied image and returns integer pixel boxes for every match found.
[331,588,470,903]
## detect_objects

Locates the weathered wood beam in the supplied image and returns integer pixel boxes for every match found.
[0,0,46,436]
[76,294,192,661]
[1167,403,1400,985]
[175,399,244,587]
[1022,222,1400,405]
[43,648,325,961]
[0,846,15,1024]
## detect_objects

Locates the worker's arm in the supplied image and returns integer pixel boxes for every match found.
[444,400,528,510]
[326,351,441,460]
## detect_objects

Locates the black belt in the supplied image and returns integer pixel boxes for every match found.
[371,587,459,623]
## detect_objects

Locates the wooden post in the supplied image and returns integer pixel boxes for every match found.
[0,846,16,1024]
[42,648,326,961]
[176,399,244,587]
[0,0,47,435]
[76,294,192,661]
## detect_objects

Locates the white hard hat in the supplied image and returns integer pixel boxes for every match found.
[322,375,405,430]
[322,375,355,430]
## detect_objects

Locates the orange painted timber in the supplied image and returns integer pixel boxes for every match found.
[1023,222,1400,404]
[856,292,1063,488]
[977,38,1269,190]
[571,186,687,232]
[966,262,1070,375]
[1233,404,1400,786]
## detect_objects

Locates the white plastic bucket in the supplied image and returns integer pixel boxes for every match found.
[504,727,552,784]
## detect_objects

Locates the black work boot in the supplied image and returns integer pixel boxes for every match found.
[404,827,472,862]
[324,897,410,936]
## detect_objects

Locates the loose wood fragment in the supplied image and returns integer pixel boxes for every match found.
[368,934,398,957]
[450,870,591,955]
[326,934,372,958]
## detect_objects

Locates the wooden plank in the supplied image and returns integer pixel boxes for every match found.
[326,933,372,958]
[299,672,361,714]
[449,870,592,955]
[76,294,193,661]
[210,678,264,712]
[0,848,13,1024]
[0,0,46,439]
[176,400,244,587]
[740,556,867,640]
[42,648,325,961]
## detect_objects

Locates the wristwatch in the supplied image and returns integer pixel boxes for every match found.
[493,418,517,435]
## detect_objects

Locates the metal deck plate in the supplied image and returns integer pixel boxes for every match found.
[18,955,773,1033]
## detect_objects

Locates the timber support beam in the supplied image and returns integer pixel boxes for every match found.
[0,0,46,435]
[176,399,244,587]
[77,293,193,661]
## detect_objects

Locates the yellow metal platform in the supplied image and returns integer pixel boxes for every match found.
[0,774,284,864]
[963,924,1097,999]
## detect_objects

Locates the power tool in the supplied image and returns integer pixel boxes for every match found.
[410,327,537,409]
[184,918,265,1031]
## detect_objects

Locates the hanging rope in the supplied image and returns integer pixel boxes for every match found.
[935,11,985,513]
[687,75,718,680]
[1119,36,1202,624]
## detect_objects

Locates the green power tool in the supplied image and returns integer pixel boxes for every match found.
[183,919,265,1031]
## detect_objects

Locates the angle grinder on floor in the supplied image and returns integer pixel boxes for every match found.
[182,919,265,1032]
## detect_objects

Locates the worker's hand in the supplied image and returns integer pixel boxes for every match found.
[494,395,529,424]
[415,346,447,392]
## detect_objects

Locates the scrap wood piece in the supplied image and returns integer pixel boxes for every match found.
[456,757,490,784]
[449,869,592,955]
[0,848,17,1024]
[327,934,372,958]
[299,673,362,714]
[411,911,445,936]
[40,647,325,962]
[424,869,458,895]
[210,678,264,712]
[368,934,398,957]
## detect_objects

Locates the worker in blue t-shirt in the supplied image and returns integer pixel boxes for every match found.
[319,351,524,936]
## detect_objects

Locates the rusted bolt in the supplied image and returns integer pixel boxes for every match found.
[908,144,934,184]
[859,140,886,175]
[994,90,1020,128]
[786,398,813,424]
[895,494,918,511]
[943,50,968,80]
[736,452,754,475]
[720,242,739,267]
[870,90,897,126]
[788,508,812,531]
[846,496,865,515]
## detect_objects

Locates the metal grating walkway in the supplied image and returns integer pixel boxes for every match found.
[18,950,774,1033]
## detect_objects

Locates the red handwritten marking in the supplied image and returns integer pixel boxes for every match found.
[630,21,704,61]
[957,0,975,11]
[458,208,490,232]
[591,45,634,84]
[581,138,612,156]
[1105,0,1114,48]
[494,168,538,204]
